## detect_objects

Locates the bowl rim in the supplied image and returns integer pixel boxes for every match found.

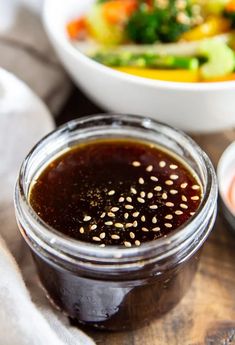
[217,141,235,216]
[43,0,235,92]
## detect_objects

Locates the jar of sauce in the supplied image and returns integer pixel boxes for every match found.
[15,114,218,331]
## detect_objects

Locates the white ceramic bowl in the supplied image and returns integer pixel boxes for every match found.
[217,141,235,232]
[43,0,235,133]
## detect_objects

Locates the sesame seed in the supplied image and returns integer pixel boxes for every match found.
[150,176,158,182]
[146,165,153,172]
[170,174,179,180]
[140,191,145,198]
[190,212,196,216]
[92,236,101,242]
[130,187,137,194]
[162,193,168,200]
[165,180,173,185]
[111,207,119,212]
[135,240,141,246]
[154,186,162,192]
[100,232,106,239]
[182,195,187,202]
[119,197,125,203]
[147,192,153,199]
[133,212,140,218]
[115,223,124,228]
[175,210,183,215]
[133,220,138,227]
[165,223,172,228]
[137,197,145,204]
[90,224,97,230]
[132,161,141,167]
[152,216,157,224]
[84,216,91,222]
[125,205,134,210]
[170,164,178,170]
[124,213,129,219]
[181,183,188,189]
[79,227,84,234]
[170,189,178,195]
[126,197,132,203]
[149,205,158,209]
[152,227,161,232]
[111,234,120,240]
[191,196,199,200]
[130,232,135,239]
[180,203,188,209]
[124,241,132,248]
[166,202,174,207]
[141,215,146,222]
[105,221,113,226]
[159,161,166,168]
[99,244,105,248]
[108,212,115,218]
[142,227,149,232]
[139,177,144,185]
[126,223,133,228]
[165,214,173,220]
[108,190,115,196]
[100,212,106,218]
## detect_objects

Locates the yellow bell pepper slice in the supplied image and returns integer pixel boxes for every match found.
[204,73,235,82]
[181,16,231,41]
[114,67,200,82]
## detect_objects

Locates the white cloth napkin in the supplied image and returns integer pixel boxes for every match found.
[0,0,71,114]
[0,69,95,345]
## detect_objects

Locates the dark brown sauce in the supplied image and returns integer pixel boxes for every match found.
[29,139,202,247]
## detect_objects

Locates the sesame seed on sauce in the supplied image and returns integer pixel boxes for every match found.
[146,165,153,172]
[130,187,137,195]
[159,161,166,168]
[132,161,141,167]
[108,190,115,196]
[30,139,202,249]
[100,232,106,239]
[90,224,97,230]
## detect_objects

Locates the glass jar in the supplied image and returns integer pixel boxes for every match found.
[14,114,217,331]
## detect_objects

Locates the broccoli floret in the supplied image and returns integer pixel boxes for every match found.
[126,0,196,44]
[126,8,160,44]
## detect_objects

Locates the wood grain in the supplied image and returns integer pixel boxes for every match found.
[87,130,235,345]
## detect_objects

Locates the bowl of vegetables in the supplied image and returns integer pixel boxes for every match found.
[43,0,235,132]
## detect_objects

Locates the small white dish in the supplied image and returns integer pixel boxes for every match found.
[43,0,235,133]
[217,141,235,232]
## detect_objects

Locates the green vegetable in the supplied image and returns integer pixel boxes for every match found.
[126,0,196,44]
[126,9,160,44]
[198,39,235,79]
[91,51,199,70]
[86,4,124,45]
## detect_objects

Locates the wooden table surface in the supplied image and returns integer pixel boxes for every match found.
[58,89,235,345]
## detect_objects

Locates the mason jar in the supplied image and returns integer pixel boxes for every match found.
[14,114,218,331]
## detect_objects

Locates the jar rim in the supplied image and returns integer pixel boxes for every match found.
[15,114,218,266]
